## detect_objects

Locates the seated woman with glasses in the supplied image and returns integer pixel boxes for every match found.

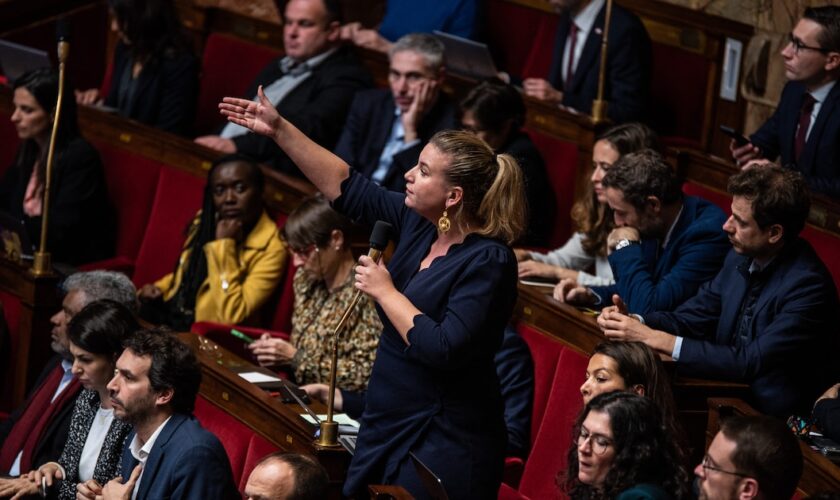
[137,155,286,330]
[247,195,382,392]
[562,391,691,499]
[459,79,555,247]
[514,123,658,292]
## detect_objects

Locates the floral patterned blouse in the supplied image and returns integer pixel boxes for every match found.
[290,267,382,391]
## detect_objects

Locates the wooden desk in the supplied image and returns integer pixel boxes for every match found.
[178,332,352,493]
[0,257,59,407]
[707,398,840,496]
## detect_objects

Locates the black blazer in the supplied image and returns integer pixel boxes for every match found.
[502,131,556,247]
[0,357,81,471]
[749,80,840,198]
[0,137,114,265]
[233,46,372,177]
[548,3,651,123]
[105,41,199,136]
[333,88,457,192]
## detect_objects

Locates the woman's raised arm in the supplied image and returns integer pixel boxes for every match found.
[219,86,349,200]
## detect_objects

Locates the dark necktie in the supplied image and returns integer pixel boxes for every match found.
[565,23,579,89]
[794,93,816,161]
[280,58,309,77]
[732,269,765,344]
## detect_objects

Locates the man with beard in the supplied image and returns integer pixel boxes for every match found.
[0,271,136,477]
[554,149,729,314]
[695,416,802,500]
[76,329,237,500]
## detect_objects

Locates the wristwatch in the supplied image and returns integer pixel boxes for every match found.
[614,238,641,251]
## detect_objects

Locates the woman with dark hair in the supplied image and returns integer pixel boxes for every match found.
[0,300,138,499]
[580,342,685,450]
[221,86,526,498]
[563,392,691,499]
[75,0,198,135]
[247,195,381,391]
[516,122,658,287]
[460,79,555,246]
[137,155,286,330]
[0,68,113,265]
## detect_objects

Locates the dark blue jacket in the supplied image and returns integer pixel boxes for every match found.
[750,80,840,198]
[548,3,651,123]
[118,413,238,500]
[646,239,839,417]
[334,88,456,193]
[591,196,729,314]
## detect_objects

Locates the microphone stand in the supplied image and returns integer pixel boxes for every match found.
[316,247,383,448]
[32,33,69,276]
[591,0,613,124]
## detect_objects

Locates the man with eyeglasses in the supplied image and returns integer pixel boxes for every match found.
[731,6,840,198]
[695,415,802,500]
[333,33,456,193]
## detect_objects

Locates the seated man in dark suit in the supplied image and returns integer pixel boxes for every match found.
[333,33,456,192]
[555,150,729,314]
[195,0,371,177]
[523,0,651,123]
[0,271,136,479]
[597,166,839,417]
[78,329,238,500]
[732,6,840,198]
[243,452,329,500]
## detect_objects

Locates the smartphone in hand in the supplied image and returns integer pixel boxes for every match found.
[720,125,751,147]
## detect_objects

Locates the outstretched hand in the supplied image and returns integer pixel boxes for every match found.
[219,86,283,139]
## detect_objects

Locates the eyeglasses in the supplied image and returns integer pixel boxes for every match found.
[787,33,829,55]
[700,456,749,477]
[577,428,613,455]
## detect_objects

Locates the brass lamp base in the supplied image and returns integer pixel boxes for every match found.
[315,420,341,448]
[31,251,52,276]
[592,99,609,124]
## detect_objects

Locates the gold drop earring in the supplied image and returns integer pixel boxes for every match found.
[438,209,451,233]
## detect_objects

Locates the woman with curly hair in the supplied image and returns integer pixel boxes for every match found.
[562,391,691,499]
[516,123,658,287]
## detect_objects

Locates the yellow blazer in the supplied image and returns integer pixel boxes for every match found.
[155,211,287,325]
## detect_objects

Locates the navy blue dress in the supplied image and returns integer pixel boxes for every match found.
[335,171,515,499]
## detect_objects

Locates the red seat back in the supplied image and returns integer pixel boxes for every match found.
[649,44,709,147]
[801,226,840,292]
[518,346,587,500]
[195,33,283,136]
[682,181,732,215]
[131,168,205,287]
[0,118,20,178]
[91,142,163,259]
[485,0,557,79]
[526,130,579,248]
[0,291,23,411]
[194,395,280,489]
[515,323,566,446]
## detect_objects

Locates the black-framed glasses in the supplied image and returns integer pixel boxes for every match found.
[700,455,749,477]
[577,428,613,455]
[787,33,829,55]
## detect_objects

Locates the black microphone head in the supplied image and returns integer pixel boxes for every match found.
[369,221,393,250]
[56,18,70,42]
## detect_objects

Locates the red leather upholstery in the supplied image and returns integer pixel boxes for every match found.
[682,181,732,215]
[131,168,205,287]
[650,44,708,148]
[194,395,280,489]
[525,129,579,250]
[195,33,283,136]
[485,0,557,79]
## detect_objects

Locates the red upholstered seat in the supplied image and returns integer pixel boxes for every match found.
[194,395,279,488]
[682,181,732,215]
[195,33,284,136]
[516,346,586,499]
[0,291,23,411]
[130,168,205,288]
[525,130,579,248]
[0,118,20,178]
[649,44,709,147]
[801,226,840,292]
[485,0,557,79]
[515,323,565,445]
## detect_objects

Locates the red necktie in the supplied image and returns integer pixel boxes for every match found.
[794,93,816,161]
[565,23,579,90]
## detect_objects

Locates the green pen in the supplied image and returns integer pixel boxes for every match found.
[230,328,256,344]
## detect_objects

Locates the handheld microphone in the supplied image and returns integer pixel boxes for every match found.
[365,220,394,263]
[56,18,70,64]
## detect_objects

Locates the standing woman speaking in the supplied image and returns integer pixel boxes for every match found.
[221,87,525,499]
